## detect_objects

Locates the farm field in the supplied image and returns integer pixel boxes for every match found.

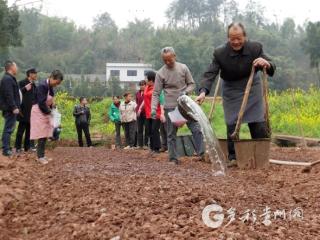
[0,146,319,239]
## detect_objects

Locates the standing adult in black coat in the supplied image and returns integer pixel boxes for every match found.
[0,61,21,156]
[73,97,92,147]
[15,68,37,152]
[196,23,276,166]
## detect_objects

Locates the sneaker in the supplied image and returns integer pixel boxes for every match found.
[227,159,237,168]
[123,146,132,150]
[143,146,149,150]
[37,157,49,165]
[44,157,53,162]
[2,150,13,157]
[30,147,37,152]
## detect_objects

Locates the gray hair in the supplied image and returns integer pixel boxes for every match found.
[161,47,175,55]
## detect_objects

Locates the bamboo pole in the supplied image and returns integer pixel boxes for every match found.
[208,76,221,123]
[269,159,311,166]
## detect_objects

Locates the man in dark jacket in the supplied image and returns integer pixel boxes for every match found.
[15,68,37,152]
[73,97,92,147]
[0,61,21,156]
[196,22,276,166]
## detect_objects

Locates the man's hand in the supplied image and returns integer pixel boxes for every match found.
[195,92,206,105]
[137,108,142,117]
[13,108,20,115]
[160,113,166,123]
[25,83,32,91]
[151,110,157,119]
[253,58,271,69]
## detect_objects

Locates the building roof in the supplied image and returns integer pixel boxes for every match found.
[106,63,152,68]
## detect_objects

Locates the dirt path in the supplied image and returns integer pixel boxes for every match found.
[0,147,319,240]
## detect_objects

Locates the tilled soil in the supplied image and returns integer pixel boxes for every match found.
[0,146,319,240]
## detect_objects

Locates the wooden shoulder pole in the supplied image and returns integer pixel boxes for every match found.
[231,66,256,140]
[262,69,271,137]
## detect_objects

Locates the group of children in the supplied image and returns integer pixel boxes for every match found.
[108,71,167,153]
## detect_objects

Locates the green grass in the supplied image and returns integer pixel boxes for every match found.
[0,88,319,143]
[54,92,114,139]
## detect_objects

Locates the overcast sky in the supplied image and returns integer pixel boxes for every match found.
[10,0,320,28]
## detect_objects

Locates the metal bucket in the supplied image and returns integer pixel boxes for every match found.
[218,139,228,160]
[234,139,271,169]
[177,136,230,159]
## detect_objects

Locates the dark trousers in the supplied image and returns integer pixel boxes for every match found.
[146,118,161,151]
[2,111,17,153]
[15,121,32,151]
[76,123,92,147]
[137,115,148,147]
[123,121,136,147]
[37,138,47,158]
[160,122,167,150]
[114,122,122,147]
[227,121,269,160]
[165,108,205,160]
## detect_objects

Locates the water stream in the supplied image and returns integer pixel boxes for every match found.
[177,95,227,176]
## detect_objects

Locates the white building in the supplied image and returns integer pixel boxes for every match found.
[106,63,153,89]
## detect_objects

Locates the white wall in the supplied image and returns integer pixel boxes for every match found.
[106,64,152,83]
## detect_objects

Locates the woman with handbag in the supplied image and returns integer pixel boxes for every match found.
[30,70,64,164]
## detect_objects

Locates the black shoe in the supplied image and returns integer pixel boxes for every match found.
[16,149,23,154]
[169,158,180,165]
[227,159,237,168]
[160,147,167,153]
[149,150,159,156]
[3,150,13,157]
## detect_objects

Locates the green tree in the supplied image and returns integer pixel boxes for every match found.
[106,76,122,97]
[117,18,154,62]
[281,18,296,40]
[166,0,223,29]
[91,12,118,73]
[0,0,21,62]
[90,77,106,97]
[302,21,320,87]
